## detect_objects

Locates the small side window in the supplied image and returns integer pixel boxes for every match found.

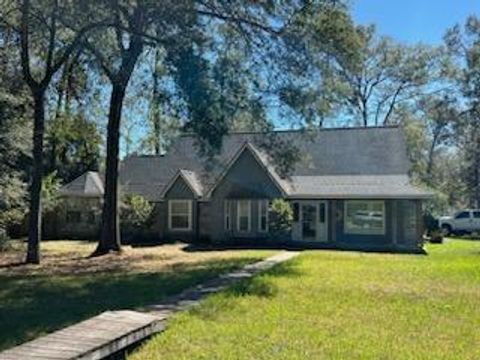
[455,211,470,219]
[319,203,326,223]
[473,211,480,219]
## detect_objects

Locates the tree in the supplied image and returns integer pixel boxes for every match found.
[140,47,180,155]
[45,113,102,182]
[0,25,30,238]
[1,0,111,263]
[74,0,313,255]
[282,23,444,127]
[445,15,480,207]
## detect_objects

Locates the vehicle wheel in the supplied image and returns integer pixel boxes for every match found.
[441,224,452,236]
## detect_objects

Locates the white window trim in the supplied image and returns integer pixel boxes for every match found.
[344,200,386,236]
[237,200,251,232]
[224,200,231,231]
[258,200,269,233]
[168,200,192,231]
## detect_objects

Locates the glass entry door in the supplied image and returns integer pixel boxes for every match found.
[300,201,328,242]
[301,203,317,241]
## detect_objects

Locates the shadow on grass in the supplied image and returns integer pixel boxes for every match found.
[183,242,426,255]
[188,259,302,321]
[0,257,258,351]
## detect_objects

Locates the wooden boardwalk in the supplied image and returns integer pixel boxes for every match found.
[0,251,299,360]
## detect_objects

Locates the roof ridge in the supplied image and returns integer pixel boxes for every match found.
[179,125,400,137]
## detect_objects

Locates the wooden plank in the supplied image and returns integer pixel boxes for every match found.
[0,311,164,360]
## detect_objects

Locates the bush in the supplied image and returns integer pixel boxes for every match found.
[269,199,293,240]
[0,228,12,252]
[429,230,444,244]
[423,211,439,236]
[120,194,154,242]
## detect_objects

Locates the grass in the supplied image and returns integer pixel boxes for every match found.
[0,240,275,351]
[130,239,480,360]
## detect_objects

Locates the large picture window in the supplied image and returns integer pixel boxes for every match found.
[168,200,192,231]
[344,200,385,235]
[258,200,269,232]
[237,200,251,232]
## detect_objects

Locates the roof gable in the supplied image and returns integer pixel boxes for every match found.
[161,169,203,199]
[60,171,104,197]
[207,142,289,198]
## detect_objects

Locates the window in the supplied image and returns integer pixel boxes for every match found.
[403,200,417,242]
[293,203,299,222]
[344,200,385,235]
[86,211,96,224]
[224,200,232,231]
[66,211,81,223]
[473,211,480,219]
[258,200,269,232]
[319,203,326,223]
[168,200,192,231]
[455,211,470,219]
[237,200,251,232]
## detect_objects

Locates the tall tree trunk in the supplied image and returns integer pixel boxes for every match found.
[425,131,440,184]
[26,90,46,264]
[92,83,126,255]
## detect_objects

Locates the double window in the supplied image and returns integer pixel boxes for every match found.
[225,199,269,233]
[168,200,192,231]
[344,200,385,235]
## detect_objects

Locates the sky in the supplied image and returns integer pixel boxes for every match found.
[353,0,480,45]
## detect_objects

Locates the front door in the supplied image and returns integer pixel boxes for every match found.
[300,201,328,242]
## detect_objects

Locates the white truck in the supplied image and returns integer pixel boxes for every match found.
[439,210,480,235]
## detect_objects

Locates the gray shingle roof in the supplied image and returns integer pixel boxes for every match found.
[115,126,430,200]
[290,175,430,199]
[60,171,104,197]
[160,169,204,198]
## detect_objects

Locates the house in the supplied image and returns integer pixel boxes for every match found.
[54,171,104,239]
[59,126,431,251]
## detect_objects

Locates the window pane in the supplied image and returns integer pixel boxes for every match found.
[455,211,470,219]
[319,203,326,223]
[260,217,267,230]
[259,200,268,232]
[239,216,249,231]
[224,200,231,230]
[344,201,385,235]
[238,200,250,232]
[171,215,189,229]
[169,200,191,230]
[171,201,189,214]
[473,211,480,219]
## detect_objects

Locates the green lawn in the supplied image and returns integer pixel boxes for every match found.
[0,241,274,351]
[130,240,480,360]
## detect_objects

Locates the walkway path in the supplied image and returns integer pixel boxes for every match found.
[0,251,299,360]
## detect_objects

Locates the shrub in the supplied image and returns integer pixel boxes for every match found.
[0,228,12,252]
[120,194,154,242]
[423,211,439,236]
[429,230,444,244]
[269,199,293,240]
